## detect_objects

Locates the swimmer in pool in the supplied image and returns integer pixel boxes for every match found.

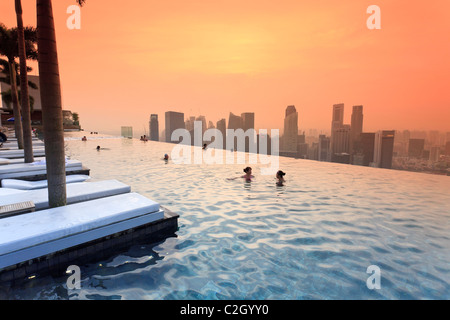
[227,167,254,182]
[276,170,286,186]
[242,167,254,182]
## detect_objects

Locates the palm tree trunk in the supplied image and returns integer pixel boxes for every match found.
[8,60,24,149]
[15,0,34,163]
[37,0,66,207]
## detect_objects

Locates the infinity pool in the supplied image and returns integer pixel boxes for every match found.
[2,132,449,300]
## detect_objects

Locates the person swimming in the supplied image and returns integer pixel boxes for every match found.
[241,167,254,182]
[227,167,255,182]
[276,170,286,186]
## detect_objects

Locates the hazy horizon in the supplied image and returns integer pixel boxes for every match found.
[1,0,449,135]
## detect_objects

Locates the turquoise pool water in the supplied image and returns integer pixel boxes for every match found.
[2,132,449,299]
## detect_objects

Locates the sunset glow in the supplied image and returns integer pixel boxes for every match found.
[1,0,449,135]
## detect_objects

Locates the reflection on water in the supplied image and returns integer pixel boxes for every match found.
[3,132,450,300]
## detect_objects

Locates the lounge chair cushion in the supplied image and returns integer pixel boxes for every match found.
[0,149,46,159]
[0,192,162,259]
[0,160,83,179]
[0,180,131,210]
[0,188,27,196]
[1,175,91,190]
[0,160,82,174]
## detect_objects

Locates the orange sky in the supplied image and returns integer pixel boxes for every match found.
[1,0,449,136]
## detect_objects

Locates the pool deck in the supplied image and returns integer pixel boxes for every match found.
[0,134,179,285]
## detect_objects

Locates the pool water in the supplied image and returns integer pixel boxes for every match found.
[2,133,449,300]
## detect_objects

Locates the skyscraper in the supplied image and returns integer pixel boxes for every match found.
[351,105,364,152]
[149,114,159,142]
[359,132,376,166]
[216,118,227,149]
[429,146,441,163]
[282,105,299,152]
[165,111,185,144]
[318,135,331,162]
[228,112,243,130]
[373,130,396,169]
[241,113,255,152]
[241,113,255,132]
[331,125,351,163]
[331,103,345,155]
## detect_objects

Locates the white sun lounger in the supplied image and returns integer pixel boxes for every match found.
[0,157,46,166]
[0,149,46,159]
[0,192,164,269]
[1,141,45,149]
[1,175,91,190]
[0,160,83,180]
[0,180,131,210]
[0,188,27,197]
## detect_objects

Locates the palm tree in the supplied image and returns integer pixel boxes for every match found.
[0,25,24,149]
[16,0,35,163]
[36,0,85,207]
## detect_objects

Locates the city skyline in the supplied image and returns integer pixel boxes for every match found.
[133,104,449,175]
[0,1,449,135]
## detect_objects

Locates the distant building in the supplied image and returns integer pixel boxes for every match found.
[121,126,133,139]
[332,125,351,158]
[429,146,441,163]
[359,132,376,166]
[373,130,395,169]
[0,74,79,129]
[318,135,331,162]
[241,113,255,132]
[446,141,450,156]
[196,115,207,136]
[408,139,425,158]
[216,118,227,149]
[331,103,345,155]
[282,105,299,153]
[165,111,185,144]
[241,113,255,152]
[1,74,42,111]
[149,114,159,142]
[185,116,196,132]
[228,112,243,130]
[307,142,319,160]
[350,105,364,153]
[428,131,440,147]
[257,132,272,155]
